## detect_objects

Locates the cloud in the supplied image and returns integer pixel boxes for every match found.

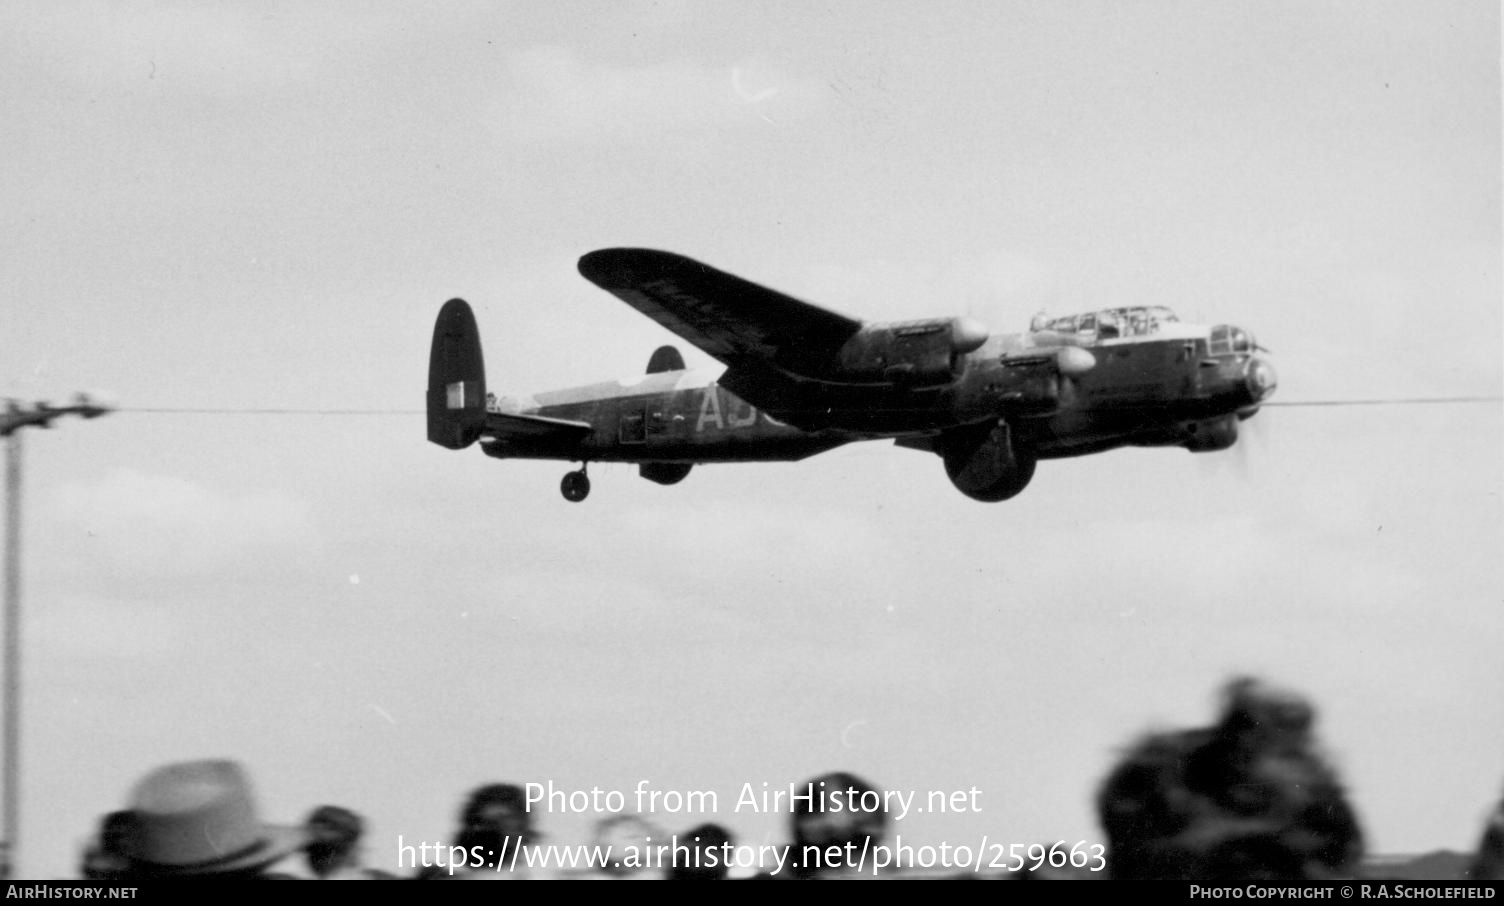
[6,2,435,94]
[494,46,827,147]
[49,468,319,579]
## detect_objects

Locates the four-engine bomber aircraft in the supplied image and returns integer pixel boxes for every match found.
[427,249,1277,502]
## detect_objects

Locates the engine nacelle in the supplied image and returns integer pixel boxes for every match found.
[832,317,988,386]
[640,462,692,485]
[938,421,1037,502]
[1182,415,1239,452]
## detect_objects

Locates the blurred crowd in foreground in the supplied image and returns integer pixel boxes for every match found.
[72,677,1502,881]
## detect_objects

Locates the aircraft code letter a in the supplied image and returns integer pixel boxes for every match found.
[696,387,724,432]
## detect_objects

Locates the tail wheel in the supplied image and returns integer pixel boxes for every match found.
[561,469,591,502]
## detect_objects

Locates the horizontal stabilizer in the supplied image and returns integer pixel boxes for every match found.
[482,410,593,441]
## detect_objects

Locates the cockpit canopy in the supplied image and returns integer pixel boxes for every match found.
[1030,306,1179,341]
[1207,324,1257,355]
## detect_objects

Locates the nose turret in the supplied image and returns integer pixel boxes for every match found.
[1236,353,1277,421]
[1204,324,1276,413]
[1245,355,1277,406]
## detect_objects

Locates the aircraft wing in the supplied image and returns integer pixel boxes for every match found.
[577,249,863,367]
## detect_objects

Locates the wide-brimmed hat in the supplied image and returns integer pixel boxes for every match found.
[306,804,363,845]
[120,759,307,877]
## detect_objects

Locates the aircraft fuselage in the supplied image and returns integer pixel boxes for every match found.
[483,371,849,464]
[426,250,1277,502]
[482,328,1272,465]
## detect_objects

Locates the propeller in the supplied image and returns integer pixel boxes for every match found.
[1056,346,1095,376]
[950,316,990,354]
[1228,406,1268,482]
[1054,345,1096,408]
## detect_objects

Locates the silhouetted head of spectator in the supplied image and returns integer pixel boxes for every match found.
[790,771,886,879]
[1098,677,1363,880]
[454,783,533,867]
[114,760,306,880]
[1470,784,1504,881]
[669,822,734,880]
[304,805,363,878]
[80,810,134,880]
[592,813,664,878]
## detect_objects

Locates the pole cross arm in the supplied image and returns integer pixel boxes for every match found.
[1,396,114,436]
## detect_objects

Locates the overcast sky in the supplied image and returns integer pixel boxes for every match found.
[1,0,1499,879]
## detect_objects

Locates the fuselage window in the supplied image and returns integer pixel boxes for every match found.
[619,410,646,443]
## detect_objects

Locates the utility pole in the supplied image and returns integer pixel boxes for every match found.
[0,395,112,879]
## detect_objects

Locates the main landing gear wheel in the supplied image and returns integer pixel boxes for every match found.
[560,468,591,502]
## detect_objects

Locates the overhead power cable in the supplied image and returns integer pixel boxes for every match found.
[113,397,1501,417]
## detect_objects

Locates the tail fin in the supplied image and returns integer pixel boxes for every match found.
[640,346,691,486]
[427,298,488,449]
[646,345,685,374]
